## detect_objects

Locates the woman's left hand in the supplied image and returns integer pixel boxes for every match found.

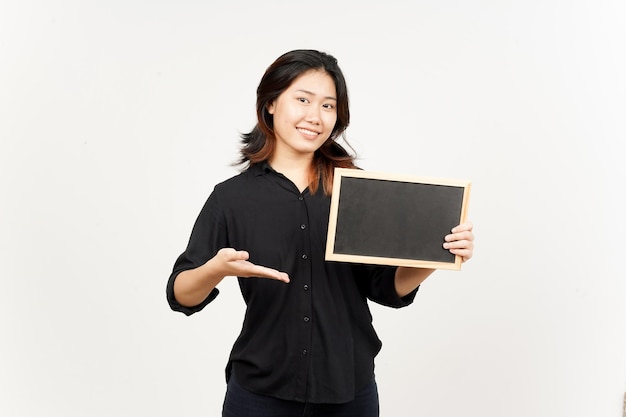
[443,221,474,263]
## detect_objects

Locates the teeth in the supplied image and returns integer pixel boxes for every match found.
[297,128,318,136]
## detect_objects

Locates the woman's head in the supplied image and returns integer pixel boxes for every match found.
[240,49,356,194]
[257,49,350,147]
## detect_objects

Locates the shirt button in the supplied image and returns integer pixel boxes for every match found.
[303,316,310,322]
[302,349,308,356]
[303,284,309,291]
[301,254,308,260]
[300,224,306,230]
[298,196,304,201]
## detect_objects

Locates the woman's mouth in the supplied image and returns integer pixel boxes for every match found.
[297,127,319,138]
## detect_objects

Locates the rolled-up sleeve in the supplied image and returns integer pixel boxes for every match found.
[166,189,228,316]
[358,264,419,308]
[166,264,219,316]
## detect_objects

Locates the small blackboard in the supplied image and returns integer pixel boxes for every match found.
[325,168,471,270]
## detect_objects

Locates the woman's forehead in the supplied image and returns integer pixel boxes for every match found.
[287,70,336,98]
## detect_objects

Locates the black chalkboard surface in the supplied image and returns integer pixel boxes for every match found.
[325,168,471,270]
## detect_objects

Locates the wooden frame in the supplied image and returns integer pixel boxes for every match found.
[325,168,471,270]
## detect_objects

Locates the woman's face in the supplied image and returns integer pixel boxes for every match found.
[267,70,337,161]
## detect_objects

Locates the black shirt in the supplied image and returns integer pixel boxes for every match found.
[166,162,418,404]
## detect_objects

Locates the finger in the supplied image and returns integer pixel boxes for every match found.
[259,271,289,283]
[449,248,473,262]
[219,248,250,261]
[443,239,474,250]
[249,265,290,283]
[445,230,474,243]
[266,271,290,283]
[451,221,473,234]
[233,250,250,261]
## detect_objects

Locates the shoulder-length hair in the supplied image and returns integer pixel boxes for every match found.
[238,49,356,195]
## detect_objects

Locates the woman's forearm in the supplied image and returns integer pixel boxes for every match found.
[394,266,435,298]
[172,248,291,307]
[173,258,226,307]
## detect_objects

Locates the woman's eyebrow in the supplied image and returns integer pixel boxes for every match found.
[295,89,337,101]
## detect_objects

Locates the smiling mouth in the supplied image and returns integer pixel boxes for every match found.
[297,127,319,137]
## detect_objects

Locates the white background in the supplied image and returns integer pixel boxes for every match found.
[1,1,625,416]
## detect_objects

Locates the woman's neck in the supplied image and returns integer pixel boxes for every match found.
[269,154,314,193]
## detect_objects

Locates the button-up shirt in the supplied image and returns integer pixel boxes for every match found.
[166,162,418,404]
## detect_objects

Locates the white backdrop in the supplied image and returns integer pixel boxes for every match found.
[1,1,625,416]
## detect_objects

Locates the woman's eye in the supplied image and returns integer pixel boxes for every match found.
[297,97,309,103]
[323,103,335,110]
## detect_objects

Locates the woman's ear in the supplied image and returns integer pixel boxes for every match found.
[266,101,275,115]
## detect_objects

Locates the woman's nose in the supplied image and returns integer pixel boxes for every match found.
[305,104,322,124]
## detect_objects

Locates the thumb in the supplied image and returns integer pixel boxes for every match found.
[218,248,249,262]
[234,250,250,261]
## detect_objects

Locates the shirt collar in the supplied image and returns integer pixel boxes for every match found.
[249,160,273,176]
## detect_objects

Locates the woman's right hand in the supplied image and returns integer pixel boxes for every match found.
[174,248,289,307]
[212,248,290,283]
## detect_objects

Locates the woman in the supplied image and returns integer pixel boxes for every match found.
[167,49,474,417]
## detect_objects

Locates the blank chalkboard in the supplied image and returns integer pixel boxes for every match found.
[325,168,471,270]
